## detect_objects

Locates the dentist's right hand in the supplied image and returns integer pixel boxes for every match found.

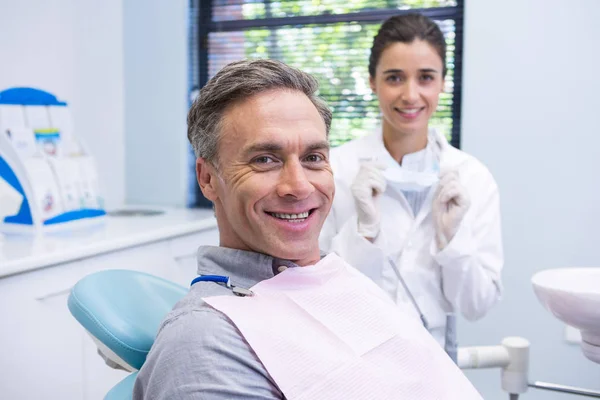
[350,161,387,240]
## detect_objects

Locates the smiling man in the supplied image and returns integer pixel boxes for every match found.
[133,59,335,399]
[133,59,481,400]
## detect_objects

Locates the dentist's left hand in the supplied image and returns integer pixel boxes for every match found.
[432,170,471,250]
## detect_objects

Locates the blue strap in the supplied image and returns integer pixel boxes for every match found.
[190,274,254,297]
[190,275,230,287]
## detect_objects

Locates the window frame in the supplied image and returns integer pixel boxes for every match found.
[190,0,464,207]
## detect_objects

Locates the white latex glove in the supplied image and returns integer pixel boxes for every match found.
[432,170,471,250]
[351,161,387,239]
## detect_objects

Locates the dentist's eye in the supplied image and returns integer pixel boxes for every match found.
[385,75,402,83]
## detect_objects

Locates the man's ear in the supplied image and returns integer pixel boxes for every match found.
[196,158,219,202]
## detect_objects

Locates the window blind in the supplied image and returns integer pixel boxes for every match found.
[189,0,464,206]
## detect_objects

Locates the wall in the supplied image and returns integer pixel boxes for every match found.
[0,0,190,209]
[0,0,125,209]
[123,0,190,207]
[460,0,600,398]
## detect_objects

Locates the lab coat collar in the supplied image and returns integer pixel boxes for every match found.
[366,126,468,173]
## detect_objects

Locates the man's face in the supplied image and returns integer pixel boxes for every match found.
[197,89,334,266]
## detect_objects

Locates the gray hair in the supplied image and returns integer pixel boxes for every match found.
[187,59,332,164]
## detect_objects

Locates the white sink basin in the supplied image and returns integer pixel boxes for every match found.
[532,267,600,364]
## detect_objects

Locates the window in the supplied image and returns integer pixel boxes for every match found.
[188,0,464,206]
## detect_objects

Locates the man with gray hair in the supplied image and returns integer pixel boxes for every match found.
[133,59,482,400]
[134,58,336,399]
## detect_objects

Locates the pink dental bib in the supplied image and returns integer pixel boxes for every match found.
[204,253,482,400]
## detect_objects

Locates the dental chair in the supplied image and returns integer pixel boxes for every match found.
[68,270,187,400]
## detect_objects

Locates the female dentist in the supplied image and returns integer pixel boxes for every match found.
[320,13,503,345]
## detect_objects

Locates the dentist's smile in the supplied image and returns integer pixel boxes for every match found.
[394,106,425,119]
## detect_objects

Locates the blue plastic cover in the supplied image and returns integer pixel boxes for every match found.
[44,209,106,225]
[0,155,33,225]
[0,87,67,106]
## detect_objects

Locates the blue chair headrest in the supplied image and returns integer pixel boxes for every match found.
[68,270,187,370]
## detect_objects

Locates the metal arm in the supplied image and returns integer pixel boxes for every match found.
[458,337,530,397]
[457,337,600,398]
[528,382,600,398]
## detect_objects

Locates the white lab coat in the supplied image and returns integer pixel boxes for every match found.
[320,128,503,344]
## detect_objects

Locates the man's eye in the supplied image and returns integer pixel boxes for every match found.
[304,154,324,163]
[253,156,275,164]
[421,74,434,82]
[386,75,402,83]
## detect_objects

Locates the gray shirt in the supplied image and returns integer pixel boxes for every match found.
[133,246,299,400]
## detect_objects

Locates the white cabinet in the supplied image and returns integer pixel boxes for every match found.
[0,226,218,400]
[168,228,220,286]
[0,261,87,400]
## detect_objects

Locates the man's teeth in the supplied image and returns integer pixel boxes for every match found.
[271,211,309,220]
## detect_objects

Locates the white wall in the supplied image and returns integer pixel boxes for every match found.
[123,0,190,207]
[0,0,190,209]
[0,0,125,209]
[460,1,600,398]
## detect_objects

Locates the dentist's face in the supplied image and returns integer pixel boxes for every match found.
[370,40,445,138]
[197,89,334,266]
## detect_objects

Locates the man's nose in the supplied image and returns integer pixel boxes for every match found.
[276,160,314,200]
